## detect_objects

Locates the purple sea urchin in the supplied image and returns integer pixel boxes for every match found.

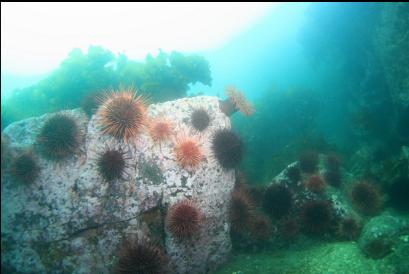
[300,200,333,235]
[97,147,130,181]
[262,184,293,219]
[115,241,168,274]
[211,128,243,169]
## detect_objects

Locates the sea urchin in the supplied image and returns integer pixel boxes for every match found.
[250,214,273,240]
[10,152,40,184]
[166,200,203,240]
[337,216,361,241]
[211,128,243,169]
[190,108,210,132]
[97,90,147,142]
[262,184,293,219]
[97,148,130,181]
[305,175,326,193]
[81,92,103,117]
[115,241,168,274]
[350,181,383,215]
[174,135,204,169]
[300,200,333,235]
[37,114,80,160]
[229,188,256,234]
[149,118,174,144]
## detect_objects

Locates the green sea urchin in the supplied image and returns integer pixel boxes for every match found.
[37,114,80,160]
[81,92,104,117]
[10,152,40,184]
[190,108,210,132]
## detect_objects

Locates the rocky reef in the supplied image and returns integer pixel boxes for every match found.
[1,95,235,274]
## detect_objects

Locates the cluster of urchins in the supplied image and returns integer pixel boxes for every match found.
[227,150,386,251]
[1,86,255,274]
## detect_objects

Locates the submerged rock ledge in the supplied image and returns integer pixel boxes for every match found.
[1,96,234,274]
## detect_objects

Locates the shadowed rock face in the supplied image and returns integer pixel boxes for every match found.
[1,96,234,274]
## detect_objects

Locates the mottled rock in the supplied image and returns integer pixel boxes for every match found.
[1,96,235,274]
[358,213,409,259]
[268,156,352,222]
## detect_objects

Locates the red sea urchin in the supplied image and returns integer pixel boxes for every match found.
[115,241,168,274]
[229,188,256,234]
[97,90,147,142]
[250,214,273,240]
[174,135,204,169]
[350,181,383,215]
[149,118,174,144]
[166,200,203,240]
[305,175,326,193]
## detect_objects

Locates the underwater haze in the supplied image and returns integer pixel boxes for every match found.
[1,2,409,274]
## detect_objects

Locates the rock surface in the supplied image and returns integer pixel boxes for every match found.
[1,96,235,274]
[358,213,409,259]
[214,242,397,274]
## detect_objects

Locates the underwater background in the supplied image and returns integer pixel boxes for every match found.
[1,2,409,274]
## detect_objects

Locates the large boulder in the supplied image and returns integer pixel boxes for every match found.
[1,96,235,274]
[358,213,409,259]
